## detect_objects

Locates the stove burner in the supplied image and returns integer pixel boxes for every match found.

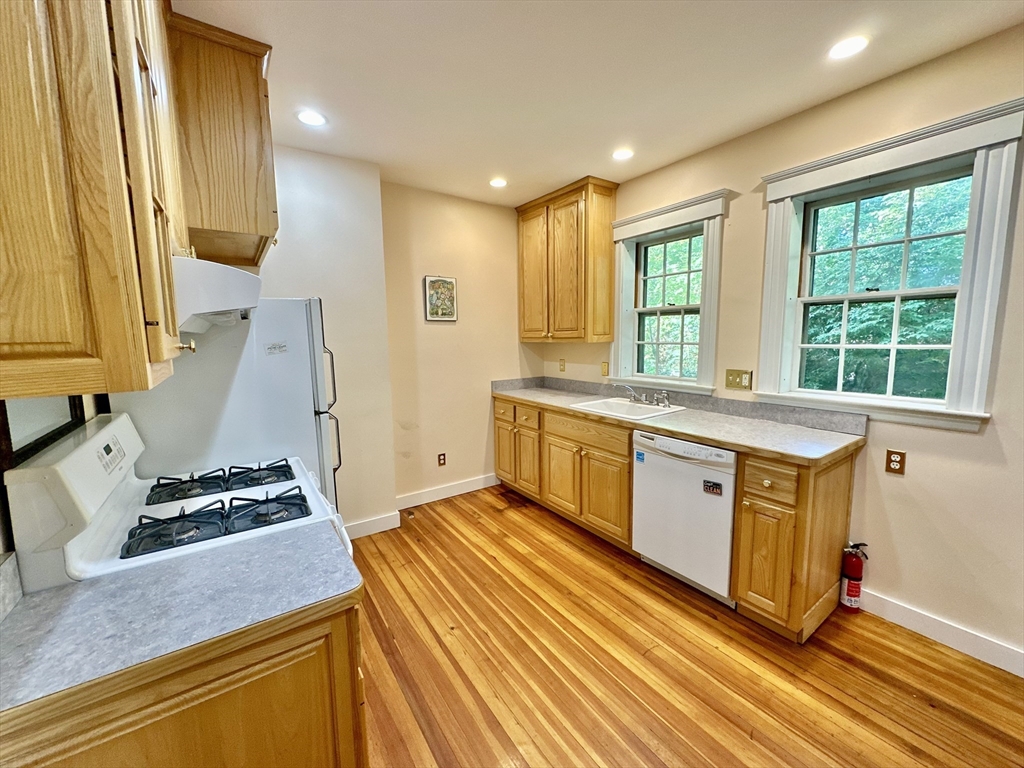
[226,485,311,533]
[120,500,227,559]
[146,469,228,506]
[227,459,295,491]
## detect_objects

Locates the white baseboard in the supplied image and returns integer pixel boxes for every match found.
[344,510,400,540]
[396,473,499,510]
[861,589,1024,677]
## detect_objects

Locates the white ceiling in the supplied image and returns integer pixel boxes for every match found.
[172,0,1023,206]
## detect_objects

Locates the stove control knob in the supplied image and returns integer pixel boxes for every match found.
[176,339,197,354]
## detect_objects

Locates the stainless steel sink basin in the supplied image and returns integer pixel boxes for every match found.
[569,397,685,421]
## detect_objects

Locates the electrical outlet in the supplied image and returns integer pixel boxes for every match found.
[559,358,565,372]
[601,362,609,376]
[725,369,753,390]
[885,449,906,475]
[437,453,446,467]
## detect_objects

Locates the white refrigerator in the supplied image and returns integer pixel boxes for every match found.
[111,298,340,508]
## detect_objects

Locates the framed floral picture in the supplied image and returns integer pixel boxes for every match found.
[424,276,458,321]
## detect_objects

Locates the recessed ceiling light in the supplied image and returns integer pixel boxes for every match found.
[297,109,327,126]
[612,148,634,161]
[829,36,868,60]
[490,178,507,188]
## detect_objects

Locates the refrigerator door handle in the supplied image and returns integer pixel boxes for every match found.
[328,411,342,473]
[324,345,337,410]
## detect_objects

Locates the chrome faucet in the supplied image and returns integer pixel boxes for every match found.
[614,384,647,403]
[653,390,671,407]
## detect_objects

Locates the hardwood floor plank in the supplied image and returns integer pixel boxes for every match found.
[355,487,1024,768]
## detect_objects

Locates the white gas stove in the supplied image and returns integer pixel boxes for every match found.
[5,413,350,594]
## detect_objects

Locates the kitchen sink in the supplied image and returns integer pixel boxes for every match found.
[569,397,685,421]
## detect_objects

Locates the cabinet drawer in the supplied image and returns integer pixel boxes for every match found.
[515,406,541,429]
[494,400,514,423]
[743,458,799,506]
[545,412,630,457]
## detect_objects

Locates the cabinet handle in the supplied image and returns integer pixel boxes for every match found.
[580,450,588,457]
[762,479,772,488]
[513,428,519,433]
[742,501,750,507]
[175,339,196,354]
[545,332,553,338]
[573,446,580,453]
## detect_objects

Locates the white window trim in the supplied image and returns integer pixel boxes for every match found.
[610,189,728,396]
[757,100,1023,432]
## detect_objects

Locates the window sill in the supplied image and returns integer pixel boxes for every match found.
[609,376,714,397]
[754,390,990,432]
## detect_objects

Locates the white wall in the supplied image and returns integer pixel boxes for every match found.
[381,183,542,506]
[536,26,1024,672]
[257,147,398,533]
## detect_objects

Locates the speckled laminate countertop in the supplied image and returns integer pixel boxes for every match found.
[495,388,865,464]
[0,520,361,712]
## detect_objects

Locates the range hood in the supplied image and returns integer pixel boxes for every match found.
[172,256,262,334]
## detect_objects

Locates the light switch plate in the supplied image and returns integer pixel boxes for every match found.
[559,358,565,372]
[601,362,609,376]
[886,449,906,475]
[725,369,753,390]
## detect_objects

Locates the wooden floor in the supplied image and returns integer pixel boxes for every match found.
[353,486,1024,768]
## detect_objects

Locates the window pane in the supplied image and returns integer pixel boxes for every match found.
[911,175,971,236]
[800,348,839,391]
[681,345,699,378]
[810,251,851,296]
[638,344,657,375]
[813,201,855,251]
[689,271,702,304]
[893,349,950,399]
[683,313,700,343]
[906,235,964,289]
[639,313,658,342]
[644,277,663,307]
[664,274,688,306]
[645,244,665,276]
[802,303,843,344]
[846,300,894,344]
[854,243,903,292]
[857,190,909,245]
[657,345,681,377]
[665,240,688,273]
[842,348,891,394]
[898,297,955,345]
[689,236,703,271]
[659,314,681,343]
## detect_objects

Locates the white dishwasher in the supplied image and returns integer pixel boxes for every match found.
[632,431,737,606]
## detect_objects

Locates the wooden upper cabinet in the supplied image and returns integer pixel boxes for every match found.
[168,14,277,268]
[515,177,617,343]
[0,0,180,399]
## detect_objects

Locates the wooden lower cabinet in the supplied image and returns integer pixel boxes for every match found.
[515,427,541,496]
[493,400,541,497]
[541,434,581,516]
[731,453,857,642]
[494,419,516,484]
[734,498,796,621]
[0,598,366,768]
[580,448,630,544]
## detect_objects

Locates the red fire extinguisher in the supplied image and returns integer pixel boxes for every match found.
[840,543,868,613]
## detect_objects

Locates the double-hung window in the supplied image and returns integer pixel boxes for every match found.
[611,189,727,394]
[798,172,971,401]
[757,100,1022,430]
[636,231,704,380]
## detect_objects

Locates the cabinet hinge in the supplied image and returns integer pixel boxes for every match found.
[145,320,160,327]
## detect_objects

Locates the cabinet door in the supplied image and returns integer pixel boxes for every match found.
[541,434,580,517]
[518,206,548,340]
[111,0,181,364]
[580,448,630,544]
[168,16,277,267]
[514,427,541,496]
[0,0,160,398]
[494,419,516,484]
[734,498,796,621]
[547,191,585,339]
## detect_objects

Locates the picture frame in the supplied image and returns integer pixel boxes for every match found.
[423,275,458,322]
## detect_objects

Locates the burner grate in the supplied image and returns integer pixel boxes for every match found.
[121,500,227,558]
[227,459,295,491]
[146,469,228,506]
[226,485,312,534]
